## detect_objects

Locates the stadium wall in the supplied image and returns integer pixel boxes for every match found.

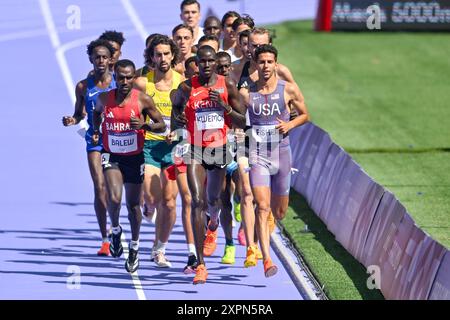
[289,122,450,300]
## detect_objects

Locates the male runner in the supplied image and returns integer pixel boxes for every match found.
[92,59,166,273]
[62,39,116,256]
[242,44,309,277]
[220,11,241,61]
[171,46,245,284]
[179,0,204,44]
[172,24,195,74]
[203,16,222,39]
[134,35,187,268]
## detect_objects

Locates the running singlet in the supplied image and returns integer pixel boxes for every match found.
[185,75,231,148]
[85,74,116,146]
[102,89,145,155]
[247,80,290,146]
[144,69,182,141]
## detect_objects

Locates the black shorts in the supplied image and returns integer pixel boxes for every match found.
[101,152,145,184]
[184,143,234,171]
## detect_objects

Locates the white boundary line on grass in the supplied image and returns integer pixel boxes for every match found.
[39,0,146,301]
[271,230,319,300]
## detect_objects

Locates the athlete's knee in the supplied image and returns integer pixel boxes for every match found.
[241,187,253,206]
[93,182,106,196]
[108,193,122,207]
[181,193,192,206]
[162,196,177,213]
[256,201,271,216]
[191,195,205,211]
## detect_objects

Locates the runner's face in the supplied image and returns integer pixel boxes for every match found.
[91,46,111,73]
[109,41,121,66]
[204,19,221,38]
[185,61,199,78]
[115,66,135,94]
[249,33,270,60]
[223,17,237,41]
[198,51,216,78]
[153,44,173,73]
[216,57,231,76]
[239,36,251,60]
[174,29,194,56]
[231,24,250,47]
[181,4,200,28]
[256,52,277,81]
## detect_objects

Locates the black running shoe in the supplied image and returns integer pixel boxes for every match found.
[183,254,197,274]
[125,248,139,273]
[109,227,123,258]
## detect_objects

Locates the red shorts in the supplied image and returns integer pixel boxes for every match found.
[165,161,187,181]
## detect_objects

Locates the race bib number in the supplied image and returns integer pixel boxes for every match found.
[175,143,190,158]
[252,125,280,143]
[195,109,224,130]
[108,131,138,154]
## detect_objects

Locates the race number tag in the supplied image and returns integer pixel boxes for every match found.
[252,125,280,143]
[175,143,190,158]
[108,131,138,154]
[195,109,224,130]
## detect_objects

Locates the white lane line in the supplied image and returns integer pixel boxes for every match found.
[39,0,146,300]
[120,0,148,42]
[121,234,146,300]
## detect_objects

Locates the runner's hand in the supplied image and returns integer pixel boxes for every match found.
[175,112,187,126]
[130,116,143,130]
[209,89,226,108]
[275,118,292,135]
[166,131,177,144]
[62,116,76,126]
[235,128,245,144]
[92,132,99,145]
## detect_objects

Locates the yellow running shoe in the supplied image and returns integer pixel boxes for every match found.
[244,245,258,268]
[268,210,276,234]
[221,245,236,264]
[255,245,263,260]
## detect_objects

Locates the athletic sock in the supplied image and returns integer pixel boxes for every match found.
[155,240,167,253]
[112,226,121,235]
[188,243,197,257]
[102,237,109,243]
[225,238,234,246]
[130,240,139,251]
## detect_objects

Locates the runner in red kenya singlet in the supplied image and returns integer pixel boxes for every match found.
[170,46,246,284]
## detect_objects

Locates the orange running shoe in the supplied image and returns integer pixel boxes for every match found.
[244,245,258,268]
[97,242,110,256]
[268,210,276,235]
[203,228,218,256]
[264,259,278,278]
[193,264,208,285]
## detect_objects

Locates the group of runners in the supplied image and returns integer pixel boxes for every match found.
[62,0,309,285]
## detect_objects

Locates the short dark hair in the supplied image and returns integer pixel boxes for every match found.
[180,0,200,11]
[185,56,197,70]
[114,59,136,72]
[203,16,221,28]
[232,14,255,32]
[172,24,194,37]
[145,33,163,48]
[254,44,278,62]
[239,29,251,44]
[198,35,219,47]
[144,35,180,68]
[216,51,231,62]
[221,11,240,28]
[196,45,216,59]
[99,30,126,47]
[87,39,115,57]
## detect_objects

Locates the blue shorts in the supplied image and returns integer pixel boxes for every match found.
[226,161,238,177]
[86,131,103,153]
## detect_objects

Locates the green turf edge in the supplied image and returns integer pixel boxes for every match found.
[280,189,385,300]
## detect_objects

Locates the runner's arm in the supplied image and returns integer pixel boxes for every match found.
[62,80,86,126]
[92,92,106,133]
[276,82,309,134]
[224,77,246,129]
[170,82,190,131]
[278,63,301,120]
[138,93,166,133]
[133,76,147,92]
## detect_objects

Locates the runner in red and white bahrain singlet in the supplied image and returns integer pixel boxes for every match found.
[102,88,145,155]
[185,74,232,148]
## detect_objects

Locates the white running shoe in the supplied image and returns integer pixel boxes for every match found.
[154,251,172,268]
